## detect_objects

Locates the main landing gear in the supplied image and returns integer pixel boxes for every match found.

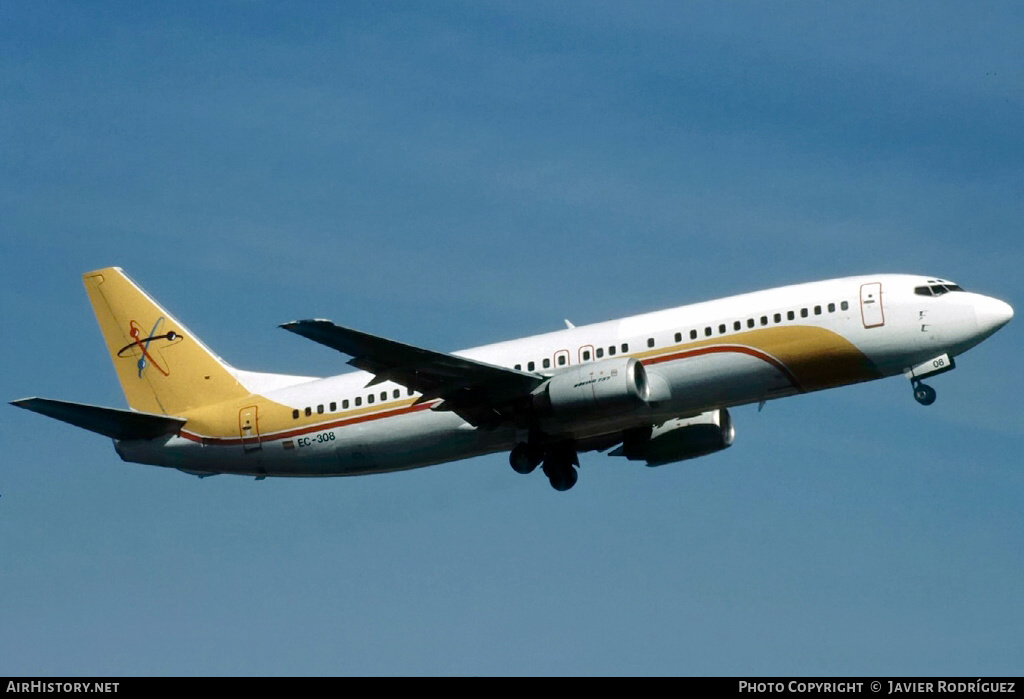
[509,443,543,475]
[509,442,579,491]
[912,380,937,406]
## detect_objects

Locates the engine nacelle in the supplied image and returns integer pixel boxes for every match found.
[534,357,650,419]
[613,409,735,466]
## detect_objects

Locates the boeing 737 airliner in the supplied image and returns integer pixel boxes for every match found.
[11,268,1013,490]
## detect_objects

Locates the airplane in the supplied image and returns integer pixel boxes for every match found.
[10,267,1013,491]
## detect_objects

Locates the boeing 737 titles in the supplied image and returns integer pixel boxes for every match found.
[11,268,1013,490]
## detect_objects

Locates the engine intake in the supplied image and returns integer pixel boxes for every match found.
[613,409,735,466]
[534,357,650,419]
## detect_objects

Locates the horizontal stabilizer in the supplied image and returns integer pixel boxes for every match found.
[10,397,186,441]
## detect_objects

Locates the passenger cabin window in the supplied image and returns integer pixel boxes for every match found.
[787,311,795,321]
[330,402,336,412]
[718,324,726,334]
[621,343,629,353]
[760,316,768,326]
[608,346,616,356]
[514,364,521,370]
[675,332,682,343]
[828,303,835,313]
[304,407,311,417]
[543,358,551,369]
[355,397,362,407]
[801,308,808,318]
[528,361,536,370]
[704,327,712,337]
[343,399,349,409]
[773,313,781,323]
[841,301,849,311]
[582,350,591,361]
[734,321,741,331]
[292,409,299,419]
[317,404,324,414]
[557,355,566,366]
[595,348,604,359]
[367,394,374,404]
[690,330,698,340]
[814,305,822,315]
[747,319,754,328]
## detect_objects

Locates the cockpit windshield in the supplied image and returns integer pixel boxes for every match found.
[914,280,965,297]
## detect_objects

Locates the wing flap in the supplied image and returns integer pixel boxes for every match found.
[11,397,186,441]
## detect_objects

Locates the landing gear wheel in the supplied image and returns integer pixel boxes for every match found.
[509,443,542,475]
[542,446,579,491]
[543,461,578,491]
[558,464,579,491]
[913,382,936,406]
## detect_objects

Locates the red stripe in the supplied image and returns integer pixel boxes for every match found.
[179,400,436,445]
[642,344,804,391]
[179,344,802,444]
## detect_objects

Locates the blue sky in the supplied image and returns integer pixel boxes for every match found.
[2,1,1022,675]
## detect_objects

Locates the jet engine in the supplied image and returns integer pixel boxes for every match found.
[612,409,735,466]
[533,357,650,419]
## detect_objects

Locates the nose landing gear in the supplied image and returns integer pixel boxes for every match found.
[912,381,937,406]
[906,354,954,406]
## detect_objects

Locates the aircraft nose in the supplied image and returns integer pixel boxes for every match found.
[974,295,1014,336]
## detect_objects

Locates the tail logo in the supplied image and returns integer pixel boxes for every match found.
[116,317,183,378]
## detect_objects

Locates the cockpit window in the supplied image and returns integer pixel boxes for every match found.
[915,283,964,297]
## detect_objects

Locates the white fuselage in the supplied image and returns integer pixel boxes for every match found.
[115,274,1012,477]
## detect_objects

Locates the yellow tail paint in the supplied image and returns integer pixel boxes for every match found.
[83,267,250,416]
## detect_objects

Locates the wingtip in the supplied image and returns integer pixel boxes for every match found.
[280,319,336,332]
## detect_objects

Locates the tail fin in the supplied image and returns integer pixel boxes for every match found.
[83,267,251,415]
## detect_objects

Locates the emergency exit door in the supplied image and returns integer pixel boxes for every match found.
[239,405,262,452]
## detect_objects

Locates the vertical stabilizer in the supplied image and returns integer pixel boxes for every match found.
[83,268,250,415]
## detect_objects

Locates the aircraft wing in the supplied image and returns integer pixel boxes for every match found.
[280,319,544,427]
